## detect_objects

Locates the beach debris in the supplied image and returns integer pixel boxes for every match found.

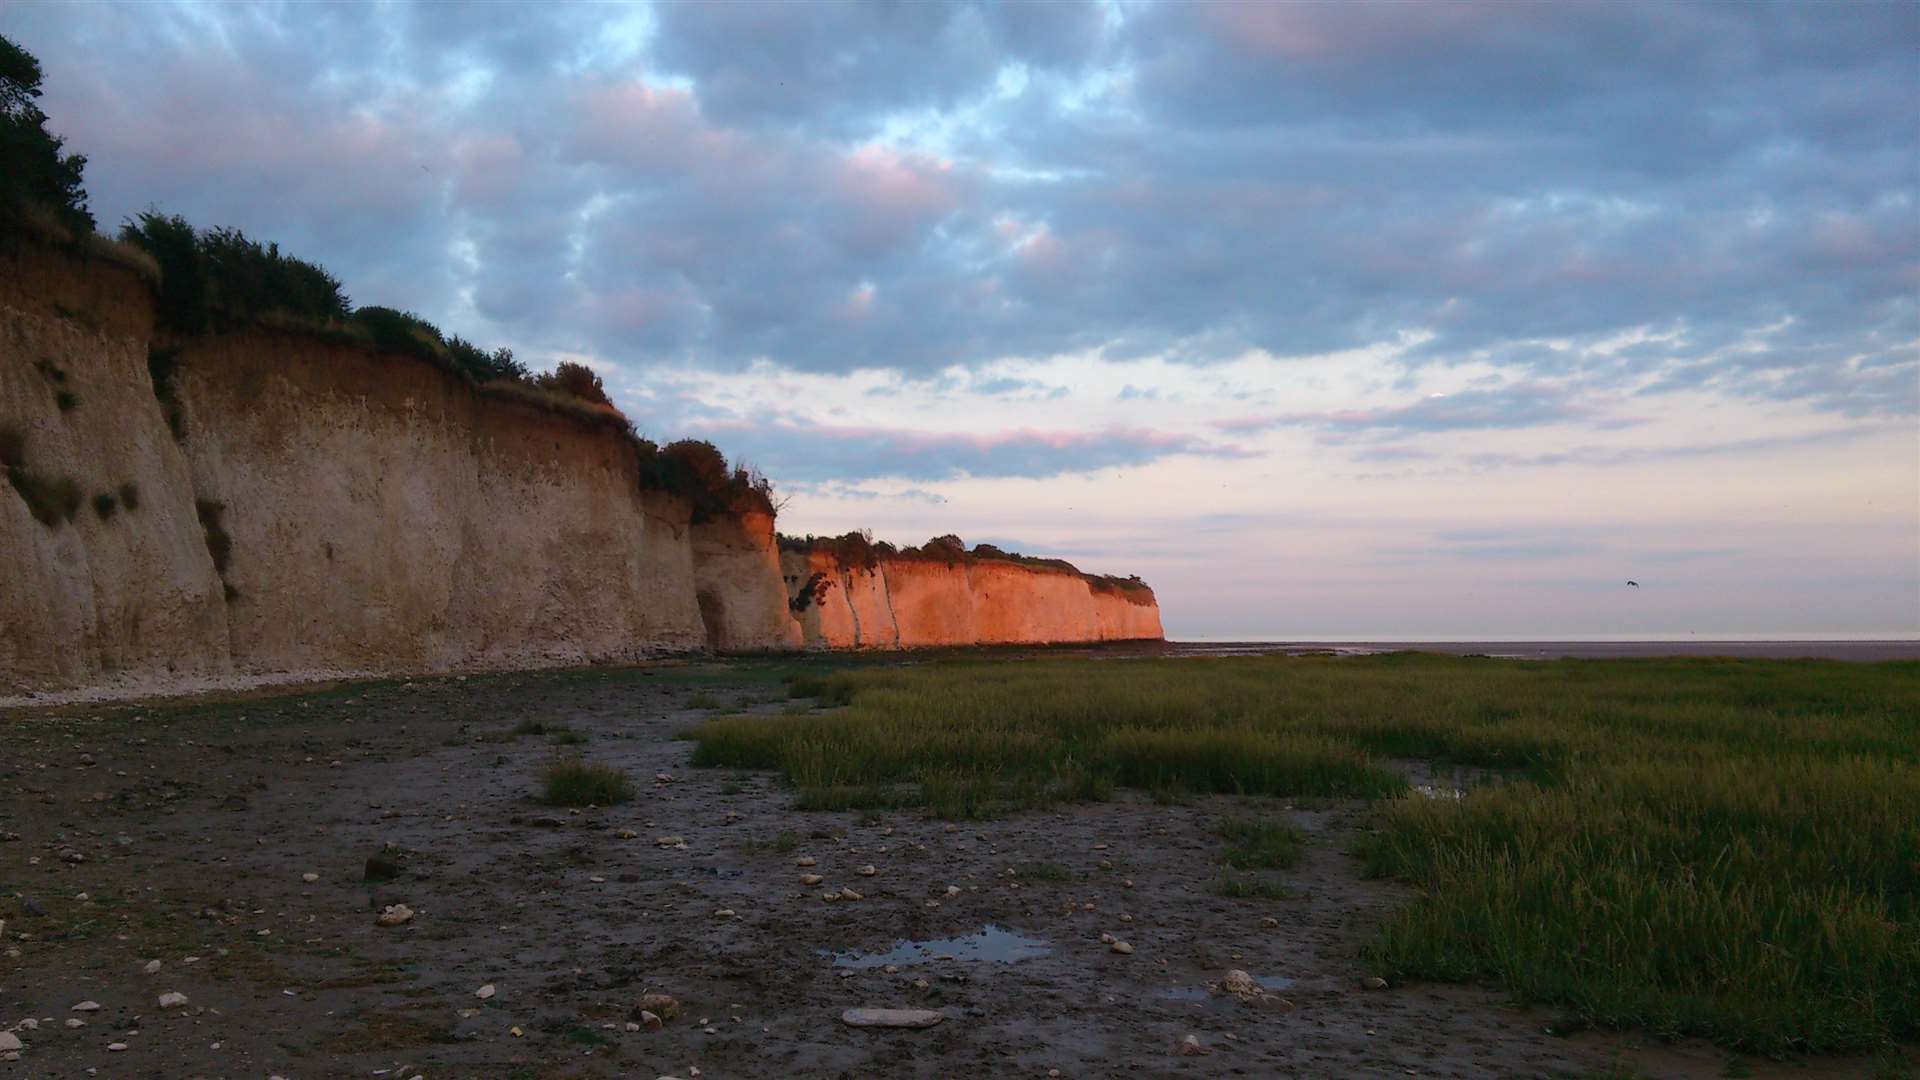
[841,1007,944,1029]
[634,992,679,1021]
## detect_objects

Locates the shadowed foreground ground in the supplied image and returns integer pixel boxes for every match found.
[1,658,1910,1078]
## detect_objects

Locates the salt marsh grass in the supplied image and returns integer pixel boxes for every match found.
[689,653,1918,1053]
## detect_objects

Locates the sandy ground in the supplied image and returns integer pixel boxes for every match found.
[1,660,1907,1079]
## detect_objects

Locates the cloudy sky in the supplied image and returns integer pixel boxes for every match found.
[10,1,1916,638]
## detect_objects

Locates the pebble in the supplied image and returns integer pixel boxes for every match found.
[1222,969,1256,995]
[1363,976,1389,990]
[944,885,960,896]
[655,836,686,848]
[375,904,414,926]
[107,1043,128,1052]
[839,887,863,901]
[799,874,823,886]
[158,991,189,1009]
[1109,940,1133,955]
[713,909,736,919]
[143,959,162,974]
[840,1007,944,1029]
[475,984,496,1000]
[856,865,876,877]
[1262,916,1279,928]
[70,1001,100,1012]
[64,1019,83,1029]
[0,1032,20,1052]
[615,828,638,840]
[301,873,319,883]
[795,856,817,867]
[1176,1034,1207,1056]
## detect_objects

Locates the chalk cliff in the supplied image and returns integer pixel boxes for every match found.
[780,541,1162,650]
[0,241,231,692]
[0,236,1162,698]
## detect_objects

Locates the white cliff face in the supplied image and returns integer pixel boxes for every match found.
[689,511,804,652]
[0,245,229,695]
[169,330,710,674]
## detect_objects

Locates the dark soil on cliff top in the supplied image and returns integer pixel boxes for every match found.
[1,658,1906,1079]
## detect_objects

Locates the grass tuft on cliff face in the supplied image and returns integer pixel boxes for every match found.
[688,653,1918,1055]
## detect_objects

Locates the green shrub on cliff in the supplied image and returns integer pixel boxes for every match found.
[6,467,82,526]
[119,212,350,333]
[638,439,776,522]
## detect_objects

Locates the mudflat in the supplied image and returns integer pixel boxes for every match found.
[1,659,1908,1078]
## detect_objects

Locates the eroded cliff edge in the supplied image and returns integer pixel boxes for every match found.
[1,238,1162,697]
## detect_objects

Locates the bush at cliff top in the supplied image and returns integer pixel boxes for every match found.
[640,438,775,522]
[690,653,1919,1056]
[121,212,350,334]
[776,530,1153,600]
[0,35,91,238]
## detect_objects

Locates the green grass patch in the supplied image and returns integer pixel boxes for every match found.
[7,466,81,526]
[686,652,1919,1054]
[1213,875,1300,900]
[539,756,634,807]
[1217,818,1305,869]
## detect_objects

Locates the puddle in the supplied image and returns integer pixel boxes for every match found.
[825,925,1052,969]
[1158,974,1294,1002]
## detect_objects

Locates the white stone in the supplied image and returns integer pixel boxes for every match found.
[143,959,161,974]
[70,1001,100,1012]
[840,1007,944,1029]
[475,984,495,1000]
[375,904,414,926]
[0,1032,21,1052]
[158,992,188,1009]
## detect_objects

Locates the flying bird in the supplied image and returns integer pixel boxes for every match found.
[1626,580,1640,588]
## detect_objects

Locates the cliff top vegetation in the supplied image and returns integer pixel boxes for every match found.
[0,33,776,524]
[778,530,1153,602]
